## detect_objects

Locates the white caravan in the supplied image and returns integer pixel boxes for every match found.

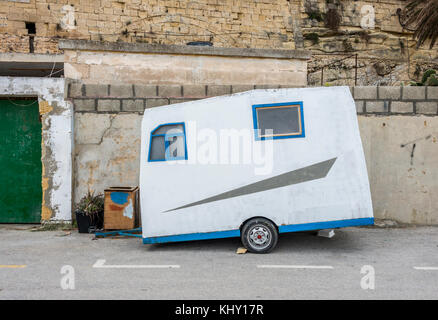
[139,86,373,253]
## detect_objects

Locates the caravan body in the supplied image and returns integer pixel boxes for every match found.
[139,87,373,248]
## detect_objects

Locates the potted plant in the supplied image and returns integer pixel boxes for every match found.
[75,191,104,233]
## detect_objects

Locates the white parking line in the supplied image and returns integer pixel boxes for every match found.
[92,259,180,269]
[414,267,438,270]
[257,265,334,269]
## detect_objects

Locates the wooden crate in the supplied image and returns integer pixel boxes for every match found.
[104,187,139,230]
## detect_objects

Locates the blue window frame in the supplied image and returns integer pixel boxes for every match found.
[148,122,188,162]
[252,101,305,140]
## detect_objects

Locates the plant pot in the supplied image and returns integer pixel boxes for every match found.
[75,211,104,233]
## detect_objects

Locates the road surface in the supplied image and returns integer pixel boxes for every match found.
[0,224,437,299]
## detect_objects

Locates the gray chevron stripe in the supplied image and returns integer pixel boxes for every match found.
[165,157,337,213]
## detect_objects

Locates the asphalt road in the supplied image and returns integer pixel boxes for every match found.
[0,224,437,299]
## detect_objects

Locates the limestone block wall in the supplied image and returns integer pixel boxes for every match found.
[354,86,438,115]
[1,0,437,85]
[69,84,438,225]
[0,0,296,51]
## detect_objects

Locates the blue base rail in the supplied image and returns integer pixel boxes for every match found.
[142,217,374,244]
[95,227,142,238]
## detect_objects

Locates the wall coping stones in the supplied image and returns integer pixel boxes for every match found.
[110,84,134,98]
[207,85,231,96]
[365,101,386,113]
[355,101,364,113]
[146,98,170,109]
[97,99,120,112]
[232,85,256,93]
[134,84,157,97]
[59,40,312,60]
[85,84,108,97]
[427,86,438,99]
[378,86,401,100]
[354,86,377,100]
[353,86,437,116]
[158,84,182,97]
[68,83,438,116]
[402,86,426,100]
[416,101,438,115]
[183,85,206,97]
[391,101,414,113]
[122,99,145,112]
[74,99,96,112]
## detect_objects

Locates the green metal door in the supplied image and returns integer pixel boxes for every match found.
[0,99,42,223]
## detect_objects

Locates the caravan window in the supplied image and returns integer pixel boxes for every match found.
[148,123,187,161]
[252,102,305,140]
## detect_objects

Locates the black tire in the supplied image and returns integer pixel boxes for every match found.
[241,218,278,253]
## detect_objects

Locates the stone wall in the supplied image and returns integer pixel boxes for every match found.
[297,0,438,86]
[69,82,438,116]
[1,0,437,85]
[69,83,299,113]
[69,84,438,225]
[0,0,297,52]
[354,86,438,115]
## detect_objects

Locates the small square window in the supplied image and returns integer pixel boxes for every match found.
[252,102,305,140]
[149,136,165,161]
[148,123,187,162]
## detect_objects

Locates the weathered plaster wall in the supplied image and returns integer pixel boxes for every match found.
[74,113,141,204]
[61,41,310,86]
[0,77,73,222]
[359,116,438,225]
[65,50,307,86]
[70,84,438,225]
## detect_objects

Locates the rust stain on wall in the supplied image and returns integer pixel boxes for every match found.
[39,100,53,115]
[39,100,55,221]
[41,205,53,220]
[41,154,53,221]
[41,160,52,221]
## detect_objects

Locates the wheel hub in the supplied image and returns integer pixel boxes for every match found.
[248,225,270,248]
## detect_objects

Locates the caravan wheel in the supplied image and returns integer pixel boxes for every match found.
[241,218,278,254]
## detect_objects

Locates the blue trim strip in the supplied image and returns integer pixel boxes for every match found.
[278,217,374,233]
[150,122,185,134]
[252,101,305,141]
[142,217,374,244]
[143,229,241,244]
